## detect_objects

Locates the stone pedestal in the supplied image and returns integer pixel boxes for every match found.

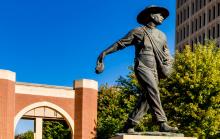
[111,135,197,139]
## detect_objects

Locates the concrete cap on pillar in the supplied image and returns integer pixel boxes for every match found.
[74,79,98,90]
[0,69,16,81]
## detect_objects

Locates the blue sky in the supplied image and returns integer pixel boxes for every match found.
[0,0,176,87]
[15,119,34,135]
[7,0,176,134]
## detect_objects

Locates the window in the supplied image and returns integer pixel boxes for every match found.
[213,6,216,19]
[199,0,202,9]
[183,28,185,41]
[195,18,198,31]
[177,0,180,8]
[177,31,179,43]
[192,2,195,14]
[177,14,179,25]
[187,24,189,36]
[218,3,220,16]
[196,0,199,12]
[187,6,190,18]
[184,27,186,39]
[212,26,215,39]
[180,11,183,23]
[209,9,211,22]
[199,15,202,29]
[201,0,204,8]
[217,24,220,37]
[199,35,202,43]
[184,8,186,21]
[181,29,183,41]
[208,29,211,39]
[203,33,205,44]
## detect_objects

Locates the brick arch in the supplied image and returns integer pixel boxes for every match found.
[0,69,98,139]
[14,101,74,136]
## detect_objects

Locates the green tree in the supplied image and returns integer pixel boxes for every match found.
[97,41,220,138]
[43,120,71,139]
[160,41,220,138]
[97,84,136,139]
[15,131,34,139]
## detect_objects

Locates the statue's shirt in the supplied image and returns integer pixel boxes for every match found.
[115,26,171,73]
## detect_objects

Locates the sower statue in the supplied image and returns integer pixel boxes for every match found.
[95,5,178,133]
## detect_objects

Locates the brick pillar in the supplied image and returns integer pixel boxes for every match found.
[74,79,98,139]
[0,70,16,139]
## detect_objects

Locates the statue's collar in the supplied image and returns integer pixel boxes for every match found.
[145,24,156,29]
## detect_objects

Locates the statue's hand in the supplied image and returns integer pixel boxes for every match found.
[95,52,105,74]
[95,61,104,74]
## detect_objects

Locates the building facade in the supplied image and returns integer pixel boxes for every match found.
[176,0,220,50]
[0,69,98,139]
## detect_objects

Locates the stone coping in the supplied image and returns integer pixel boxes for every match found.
[111,134,197,139]
[16,82,72,90]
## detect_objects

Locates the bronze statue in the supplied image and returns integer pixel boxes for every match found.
[95,5,178,133]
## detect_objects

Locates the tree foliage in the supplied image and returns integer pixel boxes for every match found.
[97,41,220,139]
[15,131,34,139]
[43,120,71,139]
[97,83,137,139]
[160,41,220,138]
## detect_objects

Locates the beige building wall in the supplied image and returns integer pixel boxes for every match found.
[176,0,220,50]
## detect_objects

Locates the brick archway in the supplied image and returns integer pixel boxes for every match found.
[0,70,98,139]
[14,101,75,138]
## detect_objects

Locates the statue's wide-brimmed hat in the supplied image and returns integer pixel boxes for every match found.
[137,5,169,25]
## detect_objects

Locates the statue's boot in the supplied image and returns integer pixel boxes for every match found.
[123,121,135,133]
[159,122,178,132]
[127,128,135,134]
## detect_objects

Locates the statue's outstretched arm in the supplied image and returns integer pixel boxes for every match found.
[95,28,143,74]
